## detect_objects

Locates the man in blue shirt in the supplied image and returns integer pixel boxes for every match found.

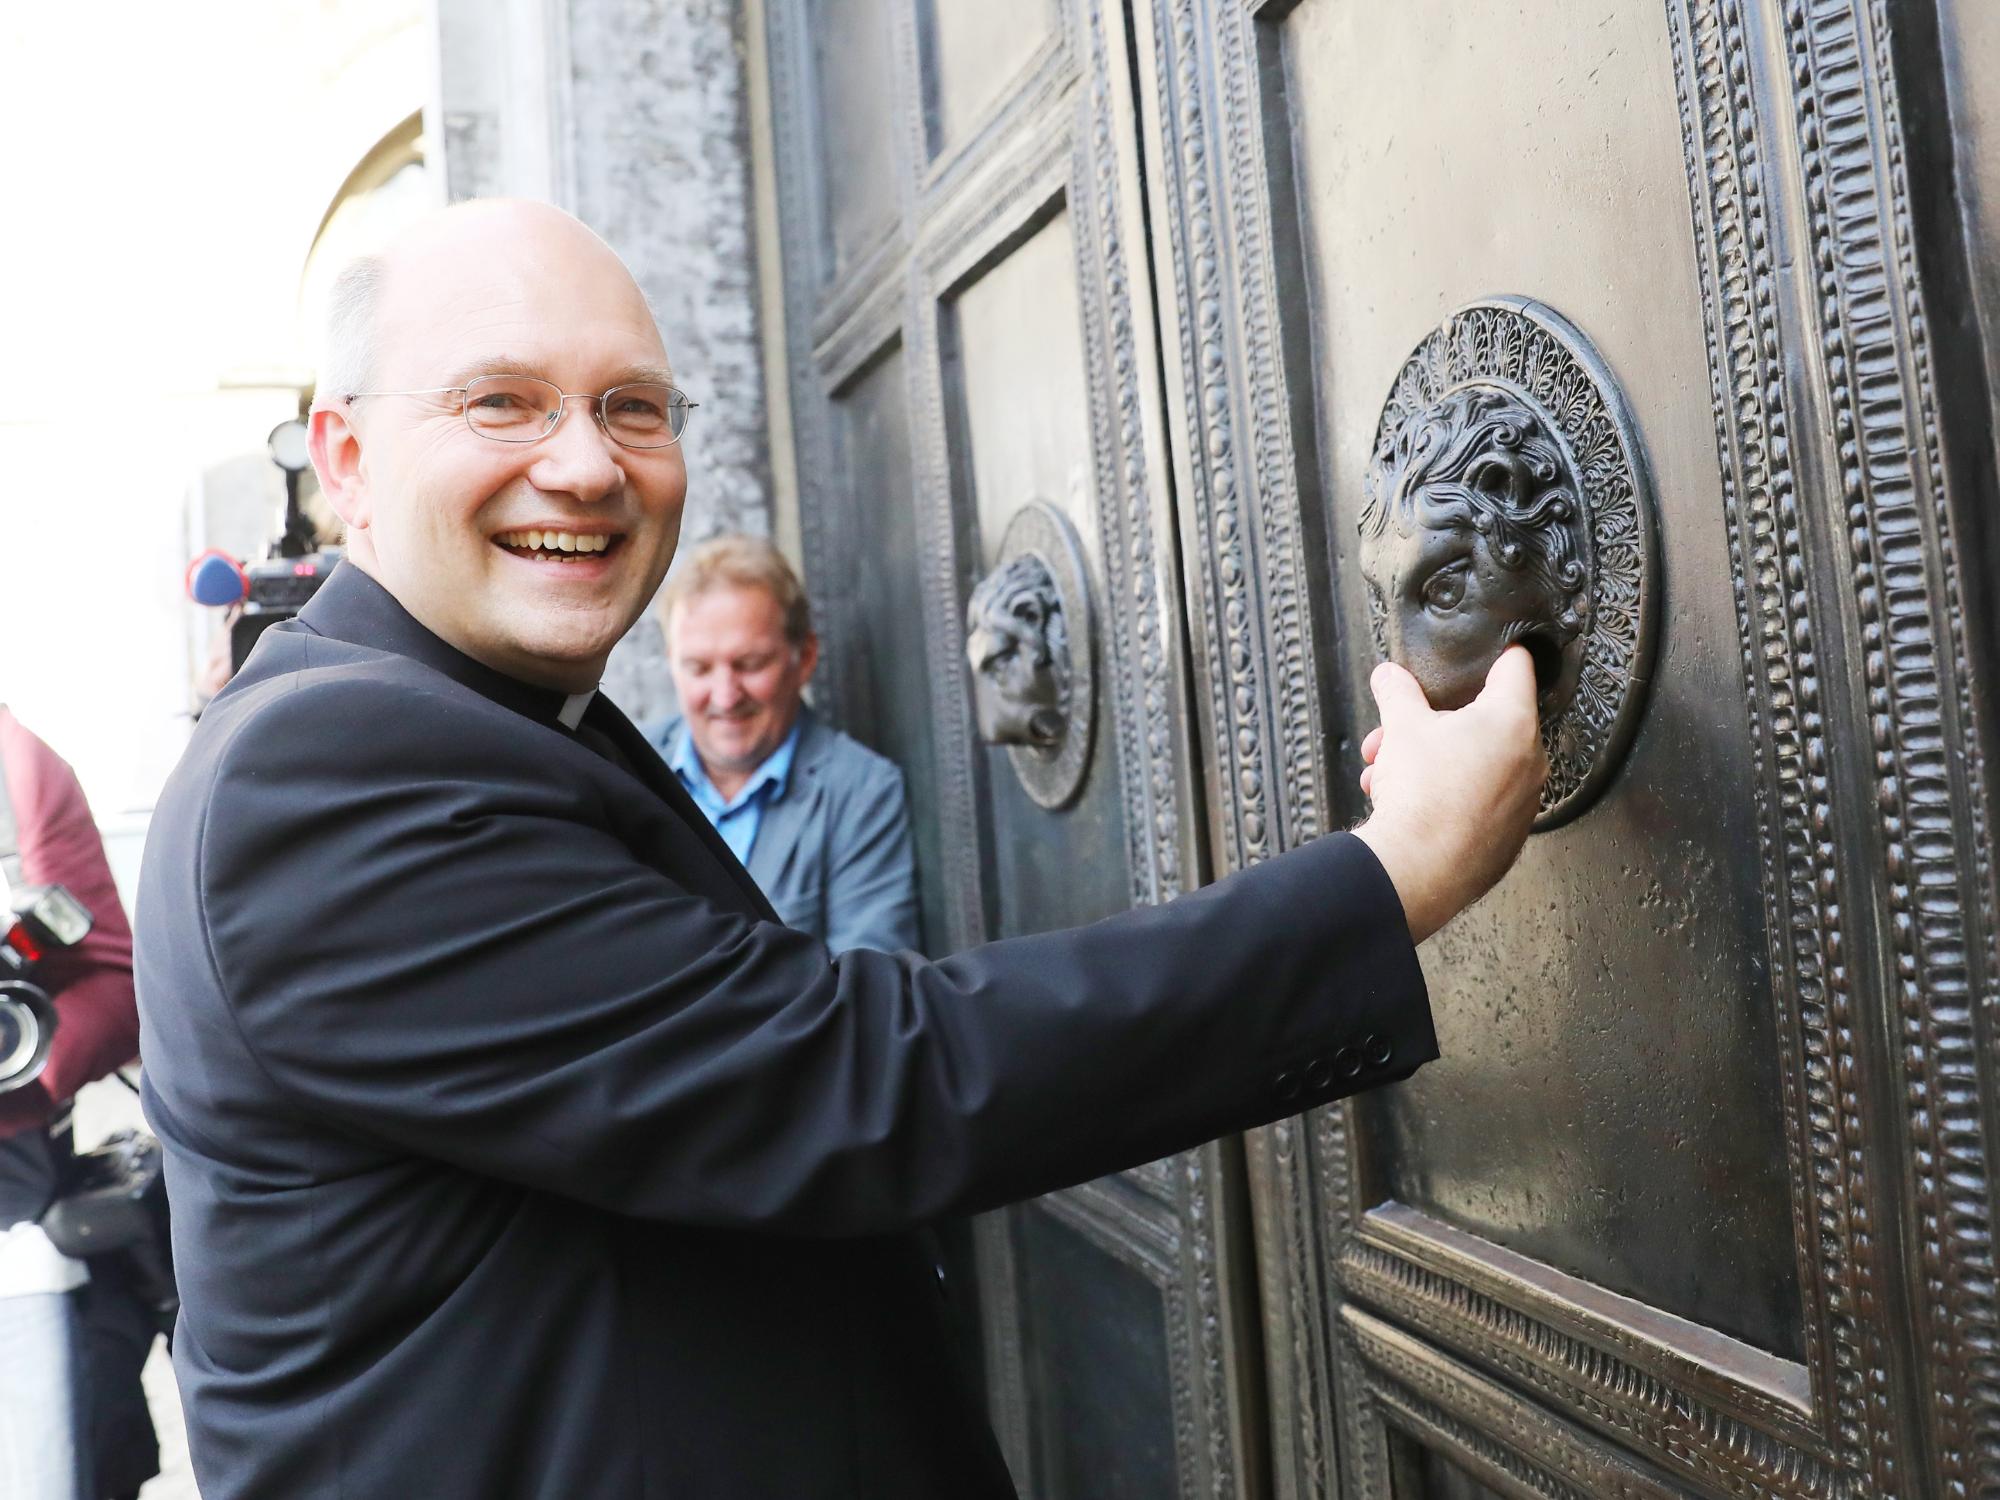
[646,535,920,954]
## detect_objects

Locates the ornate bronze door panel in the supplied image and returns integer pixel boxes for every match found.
[759,0,2000,1494]
[761,2,1265,1495]
[1125,0,2000,1497]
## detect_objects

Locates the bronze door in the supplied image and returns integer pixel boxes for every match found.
[761,1,1266,1495]
[759,0,2000,1496]
[1123,1,2000,1497]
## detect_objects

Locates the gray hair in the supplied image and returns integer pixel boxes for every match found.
[319,255,387,398]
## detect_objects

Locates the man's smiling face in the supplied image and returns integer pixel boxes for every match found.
[310,202,689,692]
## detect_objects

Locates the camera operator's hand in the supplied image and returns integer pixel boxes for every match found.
[195,604,241,708]
[1352,646,1547,944]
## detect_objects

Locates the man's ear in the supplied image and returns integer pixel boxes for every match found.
[309,404,370,534]
[796,631,821,684]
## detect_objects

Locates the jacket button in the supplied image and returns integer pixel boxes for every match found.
[1363,1033,1393,1066]
[1305,1058,1334,1091]
[1334,1044,1363,1078]
[1275,1071,1302,1102]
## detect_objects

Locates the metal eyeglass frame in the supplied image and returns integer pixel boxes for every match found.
[343,374,698,450]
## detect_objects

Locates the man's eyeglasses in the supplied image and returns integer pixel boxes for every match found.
[345,374,697,450]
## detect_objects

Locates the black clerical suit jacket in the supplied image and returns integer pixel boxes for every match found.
[135,563,1434,1500]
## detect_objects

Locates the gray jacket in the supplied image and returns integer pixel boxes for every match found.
[645,708,920,954]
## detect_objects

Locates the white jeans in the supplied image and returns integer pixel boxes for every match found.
[0,1290,92,1500]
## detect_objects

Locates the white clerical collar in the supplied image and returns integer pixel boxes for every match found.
[557,691,595,730]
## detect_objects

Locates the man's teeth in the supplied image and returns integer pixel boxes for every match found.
[494,530,615,554]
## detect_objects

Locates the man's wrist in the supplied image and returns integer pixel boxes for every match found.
[1352,818,1446,945]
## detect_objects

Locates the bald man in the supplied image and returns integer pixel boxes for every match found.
[134,201,1546,1500]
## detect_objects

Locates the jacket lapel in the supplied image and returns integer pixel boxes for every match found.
[744,720,827,893]
[585,697,780,923]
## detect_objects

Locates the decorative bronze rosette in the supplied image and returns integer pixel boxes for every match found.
[964,500,1098,811]
[1360,297,1659,830]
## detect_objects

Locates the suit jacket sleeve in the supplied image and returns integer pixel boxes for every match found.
[821,758,920,955]
[198,675,1432,1236]
[0,713,140,1135]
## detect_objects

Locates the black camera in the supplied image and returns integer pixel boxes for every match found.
[188,417,342,674]
[0,882,94,1095]
[189,549,344,673]
[43,1128,178,1335]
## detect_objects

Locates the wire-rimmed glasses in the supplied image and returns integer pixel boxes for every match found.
[346,374,697,450]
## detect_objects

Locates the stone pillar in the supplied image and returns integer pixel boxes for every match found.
[567,0,770,546]
[430,0,576,204]
[428,0,771,723]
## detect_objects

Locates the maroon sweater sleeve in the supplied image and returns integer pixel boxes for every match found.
[0,708,139,1135]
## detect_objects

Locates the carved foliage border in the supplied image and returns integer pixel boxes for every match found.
[1075,11,1254,1497]
[1342,1308,1691,1500]
[1785,1,2000,1486]
[1338,1233,1835,1496]
[1665,0,1887,1482]
[893,7,1241,1497]
[1145,0,1327,880]
[1134,0,1375,1491]
[1660,3,2000,1490]
[1075,0,1188,907]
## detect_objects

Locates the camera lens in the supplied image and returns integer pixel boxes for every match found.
[0,985,54,1094]
[0,1001,37,1076]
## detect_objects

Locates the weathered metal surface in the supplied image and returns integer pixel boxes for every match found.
[752,0,2000,1494]
[758,0,1253,1495]
[1124,0,2000,1495]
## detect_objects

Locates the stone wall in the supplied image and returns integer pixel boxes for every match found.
[569,0,770,545]
[431,0,771,722]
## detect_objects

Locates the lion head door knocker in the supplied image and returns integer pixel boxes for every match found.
[1358,297,1659,829]
[965,501,1097,811]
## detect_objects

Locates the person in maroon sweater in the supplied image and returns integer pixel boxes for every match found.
[0,705,142,1500]
[0,708,140,1132]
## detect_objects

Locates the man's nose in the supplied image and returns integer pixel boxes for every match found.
[525,399,625,502]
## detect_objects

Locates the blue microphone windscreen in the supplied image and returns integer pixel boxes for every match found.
[190,555,248,607]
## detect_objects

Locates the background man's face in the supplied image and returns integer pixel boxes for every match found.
[327,210,689,691]
[669,584,818,778]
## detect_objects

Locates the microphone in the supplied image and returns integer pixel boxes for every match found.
[185,547,342,674]
[186,550,250,608]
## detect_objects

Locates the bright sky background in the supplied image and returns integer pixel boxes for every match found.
[0,0,425,824]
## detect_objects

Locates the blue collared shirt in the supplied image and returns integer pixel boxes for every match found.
[666,719,804,866]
